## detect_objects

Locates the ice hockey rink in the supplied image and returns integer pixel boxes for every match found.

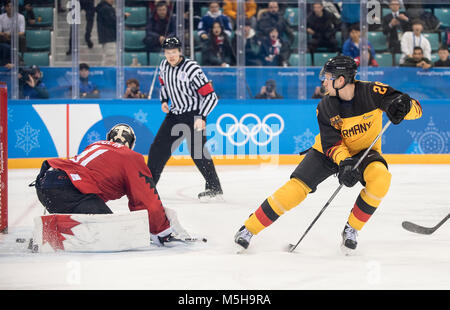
[0,164,449,290]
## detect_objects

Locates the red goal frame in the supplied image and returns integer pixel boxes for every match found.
[0,82,7,234]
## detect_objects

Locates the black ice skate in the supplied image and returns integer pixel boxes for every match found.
[234,225,253,250]
[341,223,358,254]
[198,188,223,202]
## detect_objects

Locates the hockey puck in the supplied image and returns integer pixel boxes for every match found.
[202,238,207,243]
[16,238,27,243]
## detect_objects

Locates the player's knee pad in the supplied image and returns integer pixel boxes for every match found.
[361,161,391,206]
[268,178,311,215]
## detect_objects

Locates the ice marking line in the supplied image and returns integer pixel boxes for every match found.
[12,200,41,227]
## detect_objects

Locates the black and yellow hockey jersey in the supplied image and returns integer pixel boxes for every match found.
[312,80,423,165]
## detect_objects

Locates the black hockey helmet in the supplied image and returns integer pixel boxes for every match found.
[162,36,182,50]
[319,55,357,90]
[106,123,136,150]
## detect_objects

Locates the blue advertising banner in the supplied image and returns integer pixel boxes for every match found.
[7,99,450,159]
[2,67,450,100]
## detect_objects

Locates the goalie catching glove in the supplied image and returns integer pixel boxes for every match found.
[338,157,361,188]
[386,94,412,125]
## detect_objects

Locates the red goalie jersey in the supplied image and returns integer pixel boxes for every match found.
[47,141,171,235]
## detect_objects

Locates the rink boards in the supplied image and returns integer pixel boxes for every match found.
[7,99,450,168]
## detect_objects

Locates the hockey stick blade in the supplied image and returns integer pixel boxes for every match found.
[402,221,435,235]
[402,213,450,235]
[287,243,296,253]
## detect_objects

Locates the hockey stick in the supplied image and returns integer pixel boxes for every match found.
[288,120,392,253]
[150,236,208,246]
[148,65,159,99]
[402,213,450,235]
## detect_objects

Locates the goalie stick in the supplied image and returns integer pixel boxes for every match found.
[18,236,208,253]
[287,121,392,253]
[402,213,450,235]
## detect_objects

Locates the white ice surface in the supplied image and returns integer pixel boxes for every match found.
[0,164,449,290]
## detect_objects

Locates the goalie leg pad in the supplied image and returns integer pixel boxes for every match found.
[32,210,151,253]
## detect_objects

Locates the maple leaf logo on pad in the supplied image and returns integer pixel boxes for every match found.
[41,215,81,251]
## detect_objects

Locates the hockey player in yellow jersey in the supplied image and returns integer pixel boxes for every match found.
[234,55,423,252]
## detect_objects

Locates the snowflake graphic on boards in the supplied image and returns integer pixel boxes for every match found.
[86,131,101,144]
[293,128,315,154]
[134,109,148,124]
[407,117,450,154]
[15,122,40,155]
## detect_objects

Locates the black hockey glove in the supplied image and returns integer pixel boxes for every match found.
[386,94,412,125]
[338,157,361,188]
[151,232,173,246]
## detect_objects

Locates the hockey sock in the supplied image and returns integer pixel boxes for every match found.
[348,161,391,230]
[245,178,311,235]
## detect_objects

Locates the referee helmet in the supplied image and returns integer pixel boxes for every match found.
[162,36,182,50]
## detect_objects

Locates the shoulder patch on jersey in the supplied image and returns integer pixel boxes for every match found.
[330,115,343,130]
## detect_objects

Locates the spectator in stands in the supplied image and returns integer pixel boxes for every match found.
[143,1,176,53]
[0,0,26,53]
[202,21,236,67]
[18,65,49,99]
[79,63,100,99]
[380,0,405,9]
[434,46,450,67]
[338,0,360,41]
[67,0,95,55]
[256,2,293,45]
[96,0,116,66]
[400,46,432,68]
[124,78,146,99]
[244,20,262,66]
[255,79,283,99]
[197,1,233,43]
[22,1,36,27]
[259,27,290,67]
[223,0,257,28]
[0,42,10,68]
[382,0,411,53]
[342,24,376,61]
[147,0,173,16]
[400,19,431,64]
[307,1,339,53]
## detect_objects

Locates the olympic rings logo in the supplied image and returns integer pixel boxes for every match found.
[216,113,284,146]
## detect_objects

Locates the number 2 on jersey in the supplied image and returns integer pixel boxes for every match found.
[373,81,388,95]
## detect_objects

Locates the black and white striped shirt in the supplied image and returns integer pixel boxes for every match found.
[158,57,218,118]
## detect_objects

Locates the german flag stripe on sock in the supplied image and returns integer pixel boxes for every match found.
[255,199,279,227]
[352,195,377,222]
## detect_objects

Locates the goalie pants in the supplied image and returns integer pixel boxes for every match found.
[34,161,113,215]
[244,148,391,234]
[147,111,222,191]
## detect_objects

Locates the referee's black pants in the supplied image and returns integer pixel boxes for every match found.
[147,111,222,192]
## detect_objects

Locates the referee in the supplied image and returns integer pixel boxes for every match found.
[147,36,223,201]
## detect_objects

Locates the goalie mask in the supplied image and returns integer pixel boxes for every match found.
[106,124,136,150]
